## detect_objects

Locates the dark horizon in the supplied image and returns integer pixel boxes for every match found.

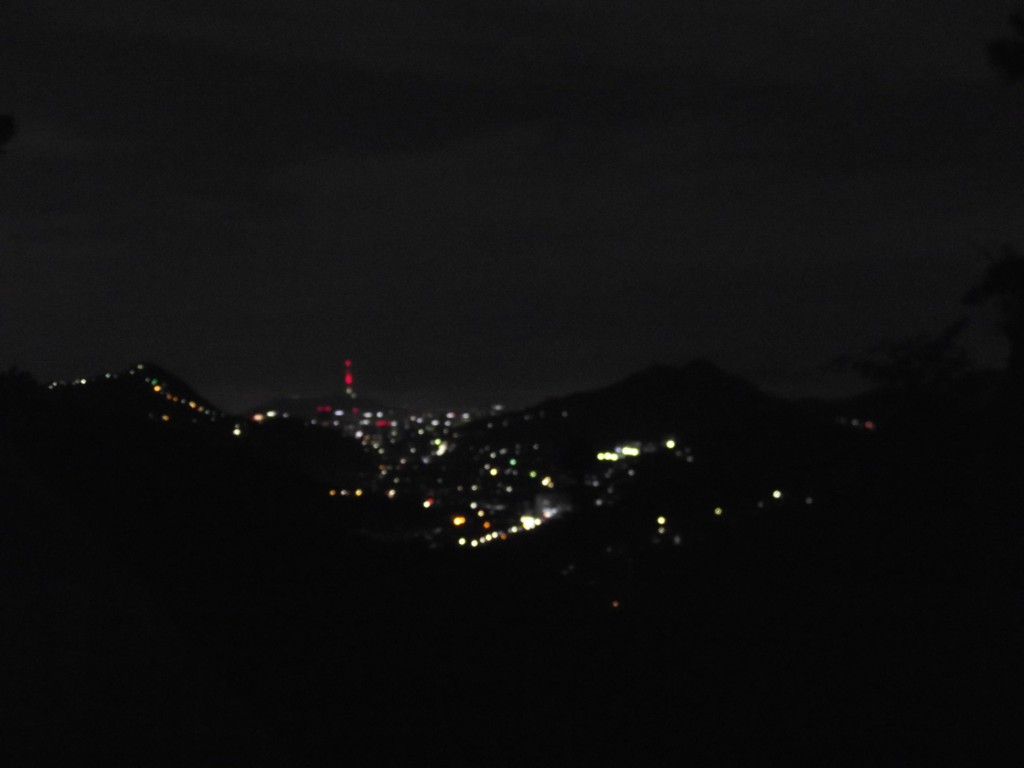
[17,349,1009,417]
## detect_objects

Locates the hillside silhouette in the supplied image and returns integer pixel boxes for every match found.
[3,348,1022,763]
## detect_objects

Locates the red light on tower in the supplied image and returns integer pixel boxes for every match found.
[344,359,355,398]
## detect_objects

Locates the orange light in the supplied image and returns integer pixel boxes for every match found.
[482,520,491,530]
[329,489,337,496]
[152,385,161,392]
[452,515,467,527]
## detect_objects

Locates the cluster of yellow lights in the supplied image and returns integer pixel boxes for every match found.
[599,440,677,461]
[597,445,642,461]
[457,514,545,548]
[327,488,364,497]
[149,378,218,420]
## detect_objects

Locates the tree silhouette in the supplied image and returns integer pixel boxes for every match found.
[989,11,1024,79]
[964,246,1024,388]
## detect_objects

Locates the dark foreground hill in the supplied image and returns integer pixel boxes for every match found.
[2,363,1023,764]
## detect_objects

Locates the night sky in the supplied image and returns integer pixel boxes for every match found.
[3,2,1024,411]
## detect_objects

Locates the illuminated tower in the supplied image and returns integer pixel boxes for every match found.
[344,359,355,399]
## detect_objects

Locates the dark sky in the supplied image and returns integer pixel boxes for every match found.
[3,2,1024,411]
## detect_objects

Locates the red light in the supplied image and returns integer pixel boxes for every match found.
[345,372,353,386]
[375,419,391,428]
[345,359,352,367]
[316,405,333,413]
[352,407,360,414]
